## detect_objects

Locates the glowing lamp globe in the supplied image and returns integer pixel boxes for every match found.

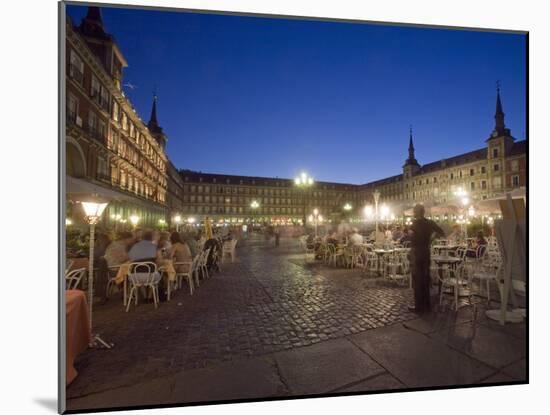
[81,201,108,225]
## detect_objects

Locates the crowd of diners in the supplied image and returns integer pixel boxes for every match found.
[68,225,238,304]
[303,223,488,257]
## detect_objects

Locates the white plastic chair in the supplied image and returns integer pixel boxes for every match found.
[438,263,470,311]
[199,248,211,280]
[65,260,74,274]
[66,268,86,290]
[175,255,201,294]
[223,239,238,262]
[126,262,162,312]
[470,261,502,305]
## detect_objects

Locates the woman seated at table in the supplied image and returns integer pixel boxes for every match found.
[169,232,192,273]
[465,231,487,258]
[326,231,339,246]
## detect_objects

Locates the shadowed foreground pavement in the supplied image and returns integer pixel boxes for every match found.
[67,236,526,411]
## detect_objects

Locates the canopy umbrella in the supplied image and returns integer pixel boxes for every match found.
[474,188,526,216]
[204,217,213,239]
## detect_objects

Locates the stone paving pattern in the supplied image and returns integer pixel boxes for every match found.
[67,236,526,411]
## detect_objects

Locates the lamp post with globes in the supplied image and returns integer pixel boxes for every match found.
[173,214,182,232]
[294,172,314,227]
[363,189,390,242]
[78,198,112,349]
[308,208,323,238]
[453,187,470,239]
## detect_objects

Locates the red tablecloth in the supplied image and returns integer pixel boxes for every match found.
[66,290,91,385]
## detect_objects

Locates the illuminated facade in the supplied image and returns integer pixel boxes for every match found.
[65,8,168,227]
[175,89,526,223]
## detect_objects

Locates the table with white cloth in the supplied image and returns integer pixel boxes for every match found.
[66,290,91,385]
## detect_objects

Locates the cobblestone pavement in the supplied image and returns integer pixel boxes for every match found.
[67,236,417,399]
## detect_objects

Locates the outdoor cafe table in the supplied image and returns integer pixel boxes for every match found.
[432,245,461,256]
[373,249,395,276]
[114,260,177,305]
[66,290,91,385]
[431,255,469,296]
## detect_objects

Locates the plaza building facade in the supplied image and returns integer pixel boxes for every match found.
[368,89,526,209]
[65,8,168,228]
[64,7,526,229]
[174,89,526,225]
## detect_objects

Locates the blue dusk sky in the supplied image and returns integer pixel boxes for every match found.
[67,4,526,185]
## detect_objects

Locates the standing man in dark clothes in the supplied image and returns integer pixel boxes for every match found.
[409,204,444,313]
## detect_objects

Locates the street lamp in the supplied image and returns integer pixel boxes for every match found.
[294,172,314,226]
[373,189,381,241]
[78,199,112,349]
[129,214,140,229]
[173,214,182,232]
[454,188,470,239]
[343,203,352,211]
[309,209,323,238]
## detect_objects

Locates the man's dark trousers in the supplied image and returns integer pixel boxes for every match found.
[412,252,431,312]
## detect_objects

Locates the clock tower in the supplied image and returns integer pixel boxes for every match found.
[486,84,514,196]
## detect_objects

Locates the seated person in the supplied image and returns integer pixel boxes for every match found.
[128,230,157,262]
[326,231,339,246]
[348,228,363,245]
[104,231,134,267]
[392,227,404,242]
[170,232,192,273]
[465,231,488,258]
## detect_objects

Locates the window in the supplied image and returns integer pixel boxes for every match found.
[512,175,520,187]
[69,50,84,84]
[100,87,110,112]
[450,173,454,179]
[433,177,437,183]
[91,75,101,98]
[470,168,475,176]
[112,101,119,122]
[88,110,97,132]
[98,120,106,140]
[493,148,499,158]
[470,182,475,191]
[67,94,78,122]
[494,163,500,172]
[511,159,519,172]
[481,180,487,190]
[481,166,486,174]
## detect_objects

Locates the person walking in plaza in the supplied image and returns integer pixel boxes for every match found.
[409,204,444,313]
[274,227,280,247]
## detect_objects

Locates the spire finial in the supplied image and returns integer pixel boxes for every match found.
[494,81,505,134]
[148,92,160,131]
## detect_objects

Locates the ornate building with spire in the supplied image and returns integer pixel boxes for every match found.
[65,7,525,227]
[65,7,168,227]
[359,86,526,209]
